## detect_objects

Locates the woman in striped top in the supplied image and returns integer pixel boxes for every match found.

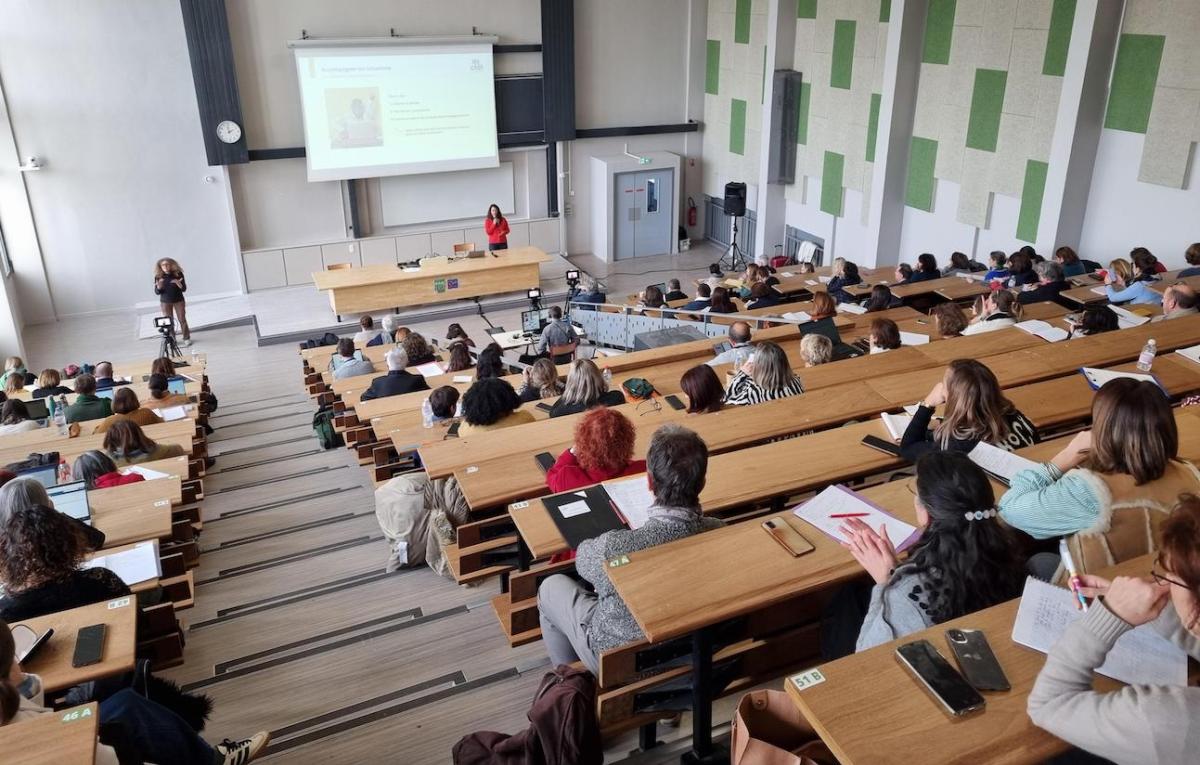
[722,341,805,406]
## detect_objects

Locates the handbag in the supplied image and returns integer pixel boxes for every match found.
[730,690,836,765]
[621,377,656,401]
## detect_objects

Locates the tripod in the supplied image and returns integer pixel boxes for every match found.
[719,216,749,272]
[158,328,182,360]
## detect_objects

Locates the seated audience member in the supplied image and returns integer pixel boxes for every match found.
[680,365,724,414]
[869,318,901,352]
[893,263,914,285]
[549,359,624,418]
[827,259,863,304]
[1179,242,1200,278]
[1027,493,1200,763]
[459,378,535,436]
[1071,305,1119,337]
[1105,257,1162,305]
[401,332,437,367]
[844,452,1024,653]
[931,303,968,337]
[145,373,191,408]
[444,322,475,348]
[360,347,430,402]
[1131,246,1167,274]
[962,289,1022,335]
[537,425,724,674]
[531,306,578,363]
[708,321,754,367]
[445,343,473,373]
[723,341,804,406]
[900,359,1038,462]
[546,408,647,494]
[103,420,186,467]
[3,373,24,397]
[908,253,940,282]
[982,250,1010,282]
[1018,261,1070,306]
[863,284,901,312]
[0,401,41,435]
[517,358,564,402]
[72,450,145,490]
[799,334,833,367]
[707,286,737,314]
[1006,251,1038,287]
[427,385,460,423]
[94,387,162,434]
[150,357,183,381]
[353,315,388,346]
[639,284,666,309]
[572,276,607,309]
[797,261,816,274]
[943,251,985,275]
[1022,245,1044,264]
[64,374,112,424]
[394,326,412,343]
[735,264,762,299]
[31,368,71,399]
[328,338,373,377]
[92,361,129,391]
[1054,246,1086,277]
[680,283,712,312]
[381,314,403,343]
[474,345,506,380]
[745,282,781,310]
[1160,283,1198,321]
[0,357,30,391]
[999,378,1200,541]
[809,292,837,321]
[664,278,688,302]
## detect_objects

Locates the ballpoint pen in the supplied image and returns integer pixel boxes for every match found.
[1060,538,1089,611]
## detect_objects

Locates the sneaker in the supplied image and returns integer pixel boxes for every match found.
[180,338,193,347]
[216,732,270,764]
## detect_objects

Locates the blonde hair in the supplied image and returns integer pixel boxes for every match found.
[559,359,607,408]
[831,257,846,278]
[751,342,800,392]
[1108,258,1132,284]
[3,375,24,395]
[37,369,61,389]
[800,334,832,367]
[528,358,563,399]
[933,360,1016,448]
[3,356,21,372]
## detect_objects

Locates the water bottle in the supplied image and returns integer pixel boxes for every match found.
[421,397,434,428]
[54,395,68,435]
[602,367,612,389]
[57,459,71,484]
[1136,338,1157,372]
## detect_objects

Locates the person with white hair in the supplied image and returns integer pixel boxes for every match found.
[359,347,429,401]
[381,313,403,340]
[572,276,606,310]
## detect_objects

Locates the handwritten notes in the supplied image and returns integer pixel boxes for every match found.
[793,485,920,552]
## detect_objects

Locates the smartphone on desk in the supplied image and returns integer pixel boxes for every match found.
[535,402,554,413]
[72,624,107,668]
[534,452,556,473]
[762,516,814,557]
[861,434,902,457]
[444,420,461,439]
[945,628,1010,691]
[895,639,985,718]
[664,394,686,411]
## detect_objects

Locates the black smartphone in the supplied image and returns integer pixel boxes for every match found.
[445,420,461,438]
[534,452,556,473]
[535,402,553,413]
[71,624,107,668]
[895,639,986,718]
[945,628,1010,691]
[664,394,686,411]
[861,434,902,457]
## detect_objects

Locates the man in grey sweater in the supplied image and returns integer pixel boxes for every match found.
[537,425,724,675]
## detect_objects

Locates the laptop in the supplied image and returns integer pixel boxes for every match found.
[800,317,865,361]
[47,481,91,525]
[167,378,186,395]
[16,464,57,488]
[467,250,487,258]
[24,398,49,422]
[95,388,115,400]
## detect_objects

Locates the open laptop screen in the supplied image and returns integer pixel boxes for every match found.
[47,481,90,524]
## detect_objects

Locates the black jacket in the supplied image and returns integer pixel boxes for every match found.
[360,370,430,401]
[94,376,131,391]
[664,290,689,302]
[1017,280,1071,307]
[548,390,625,418]
[0,567,128,622]
[899,404,1040,462]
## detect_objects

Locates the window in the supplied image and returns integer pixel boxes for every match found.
[646,178,658,214]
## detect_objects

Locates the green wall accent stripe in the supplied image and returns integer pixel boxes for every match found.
[735,0,752,44]
[831,20,856,90]
[905,137,938,211]
[821,152,845,216]
[797,0,817,19]
[705,40,720,95]
[922,0,956,64]
[1104,34,1165,133]
[797,82,812,144]
[1042,0,1076,76]
[866,93,882,162]
[730,99,747,155]
[965,69,1007,152]
[880,0,891,23]
[1016,160,1049,243]
[761,46,768,103]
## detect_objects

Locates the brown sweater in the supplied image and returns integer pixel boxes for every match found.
[92,408,164,434]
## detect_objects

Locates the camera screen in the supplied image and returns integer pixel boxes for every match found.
[155,316,173,329]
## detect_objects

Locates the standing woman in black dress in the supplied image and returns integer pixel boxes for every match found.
[154,258,190,347]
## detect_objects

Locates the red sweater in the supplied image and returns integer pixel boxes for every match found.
[484,217,510,244]
[93,471,146,489]
[545,449,647,495]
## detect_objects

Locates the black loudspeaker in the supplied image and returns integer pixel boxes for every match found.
[723,182,747,217]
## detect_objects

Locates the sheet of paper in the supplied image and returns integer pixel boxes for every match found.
[817,275,833,284]
[967,441,1039,484]
[452,375,473,383]
[780,271,795,278]
[1090,286,1109,295]
[1015,320,1069,343]
[1079,367,1159,391]
[781,311,812,323]
[604,476,655,530]
[84,540,161,586]
[1174,344,1200,364]
[837,302,867,315]
[558,500,591,519]
[805,279,819,286]
[902,404,921,415]
[1012,577,1187,686]
[156,406,189,421]
[1108,304,1150,328]
[792,485,920,552]
[121,465,170,481]
[415,362,445,377]
[880,413,912,441]
[899,331,930,346]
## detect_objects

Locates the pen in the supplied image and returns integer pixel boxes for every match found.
[830,512,870,518]
[1059,539,1089,612]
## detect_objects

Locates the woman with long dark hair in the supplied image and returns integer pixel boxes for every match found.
[863,284,900,312]
[707,286,737,314]
[484,203,509,251]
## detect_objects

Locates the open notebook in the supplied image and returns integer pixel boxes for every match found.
[967,441,1038,485]
[880,412,912,441]
[83,540,161,587]
[1015,320,1069,343]
[1174,344,1200,365]
[898,331,930,346]
[836,302,867,315]
[1079,367,1163,392]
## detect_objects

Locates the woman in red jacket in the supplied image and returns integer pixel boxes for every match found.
[71,450,147,490]
[484,203,510,251]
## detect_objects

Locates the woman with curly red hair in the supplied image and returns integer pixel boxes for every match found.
[546,407,647,494]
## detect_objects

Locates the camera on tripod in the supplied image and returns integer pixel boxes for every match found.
[155,316,174,335]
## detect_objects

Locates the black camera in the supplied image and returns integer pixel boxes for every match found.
[155,316,174,334]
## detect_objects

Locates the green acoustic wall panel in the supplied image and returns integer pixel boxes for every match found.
[735,0,752,44]
[831,20,856,89]
[866,93,882,162]
[821,151,845,216]
[797,0,817,19]
[966,69,1008,152]
[730,98,747,155]
[922,0,956,65]
[1104,34,1165,133]
[1042,0,1076,76]
[905,137,938,211]
[1016,160,1048,242]
[879,0,891,23]
[796,82,812,145]
[705,40,720,95]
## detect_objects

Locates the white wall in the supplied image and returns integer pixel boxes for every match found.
[0,0,242,320]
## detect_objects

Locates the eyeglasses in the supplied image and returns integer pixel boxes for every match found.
[1152,556,1189,589]
[636,398,662,416]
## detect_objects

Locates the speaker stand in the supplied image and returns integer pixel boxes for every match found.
[718,217,749,273]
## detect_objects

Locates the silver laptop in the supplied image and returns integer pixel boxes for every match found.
[47,481,91,525]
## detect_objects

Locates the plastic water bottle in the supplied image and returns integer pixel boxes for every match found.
[57,459,71,484]
[1136,339,1157,372]
[54,395,68,435]
[602,367,612,389]
[421,397,434,429]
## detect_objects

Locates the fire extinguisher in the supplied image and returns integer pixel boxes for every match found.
[687,196,697,227]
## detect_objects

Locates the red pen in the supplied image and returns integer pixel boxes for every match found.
[830,512,870,518]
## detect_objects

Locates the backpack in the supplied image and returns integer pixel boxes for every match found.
[300,332,340,350]
[452,665,602,765]
[312,406,343,450]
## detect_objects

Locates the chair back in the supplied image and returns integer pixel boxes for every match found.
[549,342,578,363]
[453,242,476,255]
[1058,503,1172,583]
[326,263,353,271]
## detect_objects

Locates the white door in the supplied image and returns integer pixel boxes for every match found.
[614,169,675,260]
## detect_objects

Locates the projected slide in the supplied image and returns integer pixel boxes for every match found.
[293,42,499,182]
